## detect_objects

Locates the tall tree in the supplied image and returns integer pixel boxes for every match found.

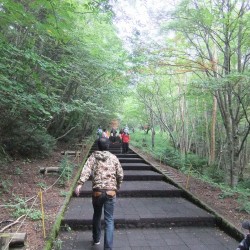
[168,0,250,186]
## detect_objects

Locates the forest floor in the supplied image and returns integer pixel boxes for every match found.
[0,143,248,250]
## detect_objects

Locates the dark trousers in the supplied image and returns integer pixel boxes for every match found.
[122,142,129,153]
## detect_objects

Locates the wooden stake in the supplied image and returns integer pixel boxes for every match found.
[39,190,46,239]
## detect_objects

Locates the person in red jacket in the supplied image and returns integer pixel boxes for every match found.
[121,129,130,153]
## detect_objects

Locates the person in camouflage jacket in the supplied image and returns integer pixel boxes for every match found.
[75,149,123,250]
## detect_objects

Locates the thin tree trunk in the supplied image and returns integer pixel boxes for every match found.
[209,96,217,164]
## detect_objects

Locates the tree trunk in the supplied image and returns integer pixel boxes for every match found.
[209,96,217,164]
[151,128,155,148]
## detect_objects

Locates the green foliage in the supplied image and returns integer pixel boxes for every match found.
[0,0,129,158]
[37,182,48,190]
[3,124,56,157]
[237,179,250,189]
[162,146,185,170]
[203,165,224,184]
[236,180,250,214]
[53,238,63,250]
[58,157,75,186]
[0,180,12,193]
[14,167,23,175]
[218,190,235,199]
[59,191,68,197]
[63,224,72,232]
[10,196,42,221]
[184,154,208,172]
[237,194,250,214]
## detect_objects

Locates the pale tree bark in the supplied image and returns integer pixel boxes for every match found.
[178,80,188,155]
[210,93,217,164]
[149,109,155,148]
[177,0,250,187]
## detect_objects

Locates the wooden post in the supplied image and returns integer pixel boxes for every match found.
[0,236,9,250]
[39,167,60,174]
[0,233,27,248]
[39,190,46,239]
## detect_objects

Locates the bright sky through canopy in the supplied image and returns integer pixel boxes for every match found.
[112,0,178,50]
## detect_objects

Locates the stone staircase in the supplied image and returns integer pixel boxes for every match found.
[56,141,239,249]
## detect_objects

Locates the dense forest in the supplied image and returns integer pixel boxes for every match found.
[0,0,129,157]
[1,0,250,191]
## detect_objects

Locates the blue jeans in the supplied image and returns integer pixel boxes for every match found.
[92,191,116,250]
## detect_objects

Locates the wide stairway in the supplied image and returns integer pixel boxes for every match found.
[57,142,239,249]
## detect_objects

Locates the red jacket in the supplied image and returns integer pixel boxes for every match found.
[121,133,130,143]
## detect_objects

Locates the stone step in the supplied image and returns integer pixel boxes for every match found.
[118,158,145,163]
[116,153,139,158]
[91,144,122,149]
[123,170,164,181]
[121,163,153,170]
[58,227,239,250]
[89,149,133,154]
[62,197,215,229]
[86,170,164,181]
[74,180,183,198]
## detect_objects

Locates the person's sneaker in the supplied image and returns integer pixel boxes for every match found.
[93,241,100,245]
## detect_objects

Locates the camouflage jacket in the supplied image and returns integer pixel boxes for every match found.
[78,151,124,191]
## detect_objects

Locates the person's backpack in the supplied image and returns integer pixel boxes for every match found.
[97,128,103,138]
[111,128,116,136]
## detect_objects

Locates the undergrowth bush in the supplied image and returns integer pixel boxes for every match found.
[162,146,185,169]
[203,164,224,184]
[237,179,250,189]
[9,195,42,220]
[2,125,55,157]
[236,179,250,214]
[237,193,250,214]
[58,157,75,186]
[184,154,208,173]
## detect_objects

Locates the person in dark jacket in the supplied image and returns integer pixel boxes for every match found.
[75,144,124,250]
[236,220,250,250]
[110,127,117,143]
